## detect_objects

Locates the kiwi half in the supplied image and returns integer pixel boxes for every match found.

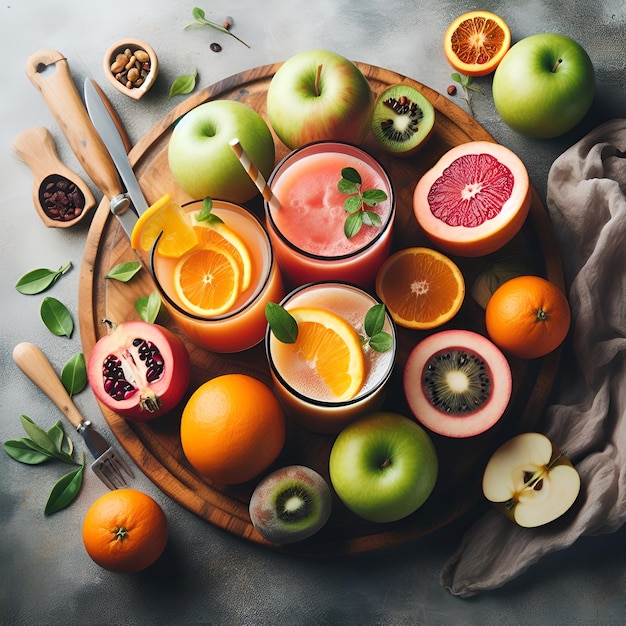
[249,465,332,544]
[370,84,435,157]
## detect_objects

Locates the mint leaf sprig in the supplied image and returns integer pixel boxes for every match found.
[451,73,482,118]
[265,302,392,353]
[196,197,224,225]
[185,7,250,48]
[338,167,388,239]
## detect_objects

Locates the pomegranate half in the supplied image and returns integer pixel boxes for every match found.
[88,320,191,421]
[403,329,512,438]
[413,141,530,257]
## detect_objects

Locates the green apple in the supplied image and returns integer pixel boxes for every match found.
[482,432,580,527]
[492,33,595,139]
[168,100,275,203]
[328,412,438,523]
[266,49,374,150]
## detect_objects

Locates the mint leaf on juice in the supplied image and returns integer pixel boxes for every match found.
[338,167,387,239]
[265,302,298,343]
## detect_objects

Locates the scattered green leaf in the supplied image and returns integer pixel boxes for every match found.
[3,438,50,465]
[135,290,163,323]
[15,262,72,295]
[105,261,141,282]
[361,304,393,352]
[196,197,224,225]
[40,296,73,338]
[265,302,298,343]
[185,7,250,48]
[47,420,66,452]
[338,167,387,239]
[18,415,78,465]
[169,69,198,98]
[61,353,87,396]
[44,453,85,515]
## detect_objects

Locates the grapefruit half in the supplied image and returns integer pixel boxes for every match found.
[413,141,530,257]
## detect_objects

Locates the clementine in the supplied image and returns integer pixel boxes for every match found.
[485,275,571,359]
[82,489,168,574]
[444,11,511,77]
[180,374,287,485]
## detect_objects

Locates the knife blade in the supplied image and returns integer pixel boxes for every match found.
[83,77,148,234]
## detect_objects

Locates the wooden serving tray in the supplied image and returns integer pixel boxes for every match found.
[79,62,564,556]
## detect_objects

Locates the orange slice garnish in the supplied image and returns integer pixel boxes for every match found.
[444,11,511,77]
[130,194,199,258]
[375,247,465,330]
[287,306,365,401]
[173,245,241,316]
[191,212,253,292]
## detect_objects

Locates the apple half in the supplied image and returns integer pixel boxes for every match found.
[482,432,581,528]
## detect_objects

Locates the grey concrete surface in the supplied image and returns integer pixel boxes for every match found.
[1,1,625,624]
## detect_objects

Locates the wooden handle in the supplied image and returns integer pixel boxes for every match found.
[13,342,84,429]
[26,49,124,200]
[12,126,66,178]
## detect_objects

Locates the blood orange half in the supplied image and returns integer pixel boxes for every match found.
[413,141,530,257]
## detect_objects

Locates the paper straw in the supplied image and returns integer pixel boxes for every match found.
[229,138,281,212]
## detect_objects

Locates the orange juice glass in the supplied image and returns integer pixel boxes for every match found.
[265,141,395,289]
[151,200,284,353]
[265,281,397,434]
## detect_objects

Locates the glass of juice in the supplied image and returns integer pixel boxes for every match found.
[264,141,395,289]
[265,281,397,434]
[150,199,284,353]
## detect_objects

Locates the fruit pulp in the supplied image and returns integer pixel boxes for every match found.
[266,282,396,434]
[151,201,284,353]
[265,142,395,289]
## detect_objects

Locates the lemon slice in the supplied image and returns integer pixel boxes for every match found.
[287,306,365,401]
[191,212,253,292]
[130,194,199,258]
[173,245,241,317]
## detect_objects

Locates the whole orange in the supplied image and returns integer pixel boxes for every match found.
[180,373,287,484]
[82,489,168,574]
[485,275,571,359]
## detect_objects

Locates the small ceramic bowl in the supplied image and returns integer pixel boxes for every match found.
[103,38,158,100]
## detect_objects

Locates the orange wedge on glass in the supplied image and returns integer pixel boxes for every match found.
[288,307,365,401]
[130,194,199,258]
[174,245,241,317]
[444,11,511,77]
[191,212,253,292]
[375,247,465,330]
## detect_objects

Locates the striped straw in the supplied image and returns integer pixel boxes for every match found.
[229,138,281,212]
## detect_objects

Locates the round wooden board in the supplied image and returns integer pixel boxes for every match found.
[79,62,564,556]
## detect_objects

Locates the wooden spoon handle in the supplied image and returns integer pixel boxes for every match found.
[13,342,85,430]
[26,49,124,201]
[12,126,68,178]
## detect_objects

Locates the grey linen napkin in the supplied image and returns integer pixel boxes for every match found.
[440,118,626,597]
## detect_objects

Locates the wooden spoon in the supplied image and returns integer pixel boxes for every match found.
[12,126,96,228]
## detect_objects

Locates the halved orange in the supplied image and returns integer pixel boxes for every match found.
[375,247,465,329]
[190,212,253,292]
[174,245,241,316]
[444,11,511,77]
[130,194,199,258]
[288,306,365,401]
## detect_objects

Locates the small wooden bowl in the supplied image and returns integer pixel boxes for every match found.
[103,38,158,100]
[12,127,96,228]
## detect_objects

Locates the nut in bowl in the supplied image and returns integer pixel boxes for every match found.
[103,38,158,99]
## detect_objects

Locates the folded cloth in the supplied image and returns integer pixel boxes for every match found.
[440,119,626,598]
